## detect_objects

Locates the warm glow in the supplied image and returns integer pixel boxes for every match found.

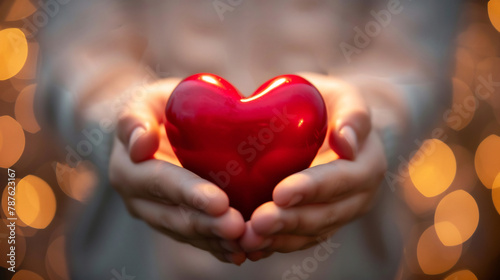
[417,225,462,275]
[15,84,40,133]
[489,0,500,32]
[201,75,220,86]
[241,78,287,103]
[493,173,500,215]
[435,190,479,246]
[16,175,56,229]
[154,127,182,166]
[15,41,39,80]
[409,139,456,197]
[46,235,69,280]
[403,145,476,216]
[4,0,37,21]
[56,161,98,203]
[446,78,476,131]
[445,270,478,280]
[310,149,339,167]
[475,134,500,189]
[0,116,26,168]
[11,270,44,280]
[0,28,28,80]
[402,177,441,216]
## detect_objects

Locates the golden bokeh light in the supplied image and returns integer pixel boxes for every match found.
[0,220,26,270]
[55,161,98,203]
[11,270,44,280]
[417,225,462,275]
[15,84,41,133]
[445,269,478,280]
[10,76,32,91]
[46,235,69,280]
[3,0,37,21]
[401,176,441,216]
[489,0,500,32]
[492,173,500,215]
[0,28,28,80]
[16,175,56,229]
[446,78,476,131]
[15,41,39,80]
[475,134,500,188]
[0,116,26,168]
[435,190,479,246]
[409,139,457,197]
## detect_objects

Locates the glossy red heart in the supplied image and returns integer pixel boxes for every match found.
[165,73,327,220]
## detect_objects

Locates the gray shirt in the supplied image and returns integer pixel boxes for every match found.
[36,0,461,279]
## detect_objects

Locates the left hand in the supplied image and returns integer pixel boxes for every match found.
[239,73,388,261]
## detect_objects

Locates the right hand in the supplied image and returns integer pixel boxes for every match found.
[109,78,247,265]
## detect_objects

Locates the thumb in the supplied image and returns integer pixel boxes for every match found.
[328,89,371,160]
[116,78,181,162]
[117,104,160,162]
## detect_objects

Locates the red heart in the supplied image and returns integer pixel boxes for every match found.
[165,73,327,220]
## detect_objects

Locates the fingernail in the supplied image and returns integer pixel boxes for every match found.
[339,126,357,159]
[224,253,244,266]
[129,126,146,151]
[256,238,272,250]
[286,195,303,207]
[269,222,284,234]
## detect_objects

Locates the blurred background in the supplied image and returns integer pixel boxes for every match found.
[0,0,499,279]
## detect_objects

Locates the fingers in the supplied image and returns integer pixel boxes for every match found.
[247,251,274,262]
[241,230,324,254]
[273,131,385,207]
[272,161,362,207]
[328,85,371,160]
[136,200,246,265]
[117,106,160,162]
[131,199,245,240]
[210,252,247,266]
[110,140,230,216]
[297,72,371,160]
[249,194,369,237]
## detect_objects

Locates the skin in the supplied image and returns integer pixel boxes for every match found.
[109,73,388,265]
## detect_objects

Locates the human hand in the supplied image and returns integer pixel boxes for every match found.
[239,73,388,261]
[109,78,247,265]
